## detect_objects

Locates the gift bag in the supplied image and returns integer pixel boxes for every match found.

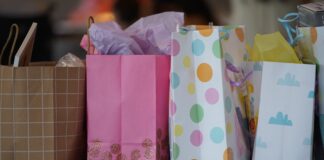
[246,31,316,160]
[170,25,250,160]
[246,62,316,160]
[0,24,86,160]
[85,12,183,160]
[86,55,170,160]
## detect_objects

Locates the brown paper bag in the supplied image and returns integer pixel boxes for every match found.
[0,25,86,160]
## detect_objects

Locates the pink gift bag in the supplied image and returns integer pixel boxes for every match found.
[86,55,170,160]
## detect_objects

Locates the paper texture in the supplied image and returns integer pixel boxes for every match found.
[0,66,86,160]
[247,62,316,160]
[170,25,250,160]
[86,55,170,160]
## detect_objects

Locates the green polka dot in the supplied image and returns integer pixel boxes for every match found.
[190,104,204,123]
[173,143,180,160]
[212,40,222,58]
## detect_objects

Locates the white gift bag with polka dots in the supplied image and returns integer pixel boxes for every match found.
[169,25,251,160]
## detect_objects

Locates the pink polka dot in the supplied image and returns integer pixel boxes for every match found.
[171,39,180,56]
[190,130,203,146]
[205,88,219,104]
[170,100,177,116]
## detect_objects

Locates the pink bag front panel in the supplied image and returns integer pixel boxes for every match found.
[87,55,170,160]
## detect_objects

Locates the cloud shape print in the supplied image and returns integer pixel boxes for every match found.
[269,112,293,126]
[253,62,262,71]
[308,91,315,99]
[277,73,300,87]
[303,137,312,145]
[255,137,267,148]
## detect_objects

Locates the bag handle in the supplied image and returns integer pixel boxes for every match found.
[278,13,303,46]
[87,16,95,55]
[0,24,19,65]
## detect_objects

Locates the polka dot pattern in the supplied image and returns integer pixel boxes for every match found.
[171,72,180,89]
[187,83,196,95]
[190,104,204,123]
[205,88,219,104]
[223,147,233,160]
[192,39,205,56]
[235,28,244,42]
[210,127,224,144]
[170,25,247,159]
[198,29,213,37]
[190,130,203,147]
[173,143,180,160]
[197,63,213,82]
[183,56,191,68]
[174,124,184,137]
[172,39,180,56]
[170,100,176,116]
[226,122,232,135]
[213,40,222,58]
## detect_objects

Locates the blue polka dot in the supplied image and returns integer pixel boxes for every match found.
[192,39,205,56]
[171,72,180,89]
[225,97,232,113]
[210,127,224,144]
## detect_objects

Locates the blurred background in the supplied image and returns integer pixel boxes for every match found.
[0,0,319,61]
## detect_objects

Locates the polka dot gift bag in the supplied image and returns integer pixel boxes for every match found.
[170,25,251,160]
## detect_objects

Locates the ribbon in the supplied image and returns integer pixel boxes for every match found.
[225,60,252,87]
[278,12,304,46]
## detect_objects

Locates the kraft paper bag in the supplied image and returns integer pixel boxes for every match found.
[0,24,87,160]
[169,25,250,160]
[245,61,316,160]
[0,66,87,160]
[86,55,170,160]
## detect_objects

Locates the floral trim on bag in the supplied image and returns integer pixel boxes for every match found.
[88,129,169,160]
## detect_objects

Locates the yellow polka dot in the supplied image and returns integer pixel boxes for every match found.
[174,125,183,137]
[183,56,191,68]
[197,63,213,82]
[223,147,233,160]
[187,83,195,95]
[226,122,232,135]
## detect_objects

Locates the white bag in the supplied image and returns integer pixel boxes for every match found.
[170,25,250,160]
[245,61,316,160]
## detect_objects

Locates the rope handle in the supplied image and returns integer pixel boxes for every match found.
[0,24,19,65]
[87,16,95,55]
[278,13,303,46]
